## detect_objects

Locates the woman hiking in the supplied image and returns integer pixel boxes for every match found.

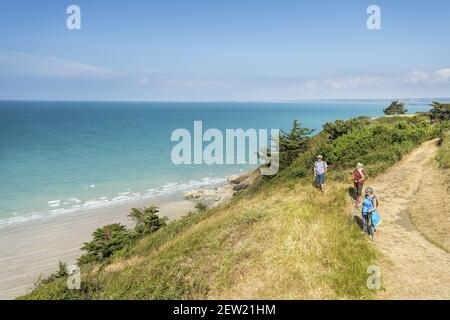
[352,162,366,201]
[361,187,382,232]
[313,155,328,193]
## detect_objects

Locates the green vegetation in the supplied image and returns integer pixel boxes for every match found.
[322,117,370,141]
[79,224,133,264]
[383,100,407,115]
[56,261,69,278]
[22,106,448,300]
[430,101,450,122]
[322,115,439,177]
[278,120,314,168]
[129,206,168,236]
[35,261,69,286]
[195,202,208,211]
[77,206,168,265]
[437,131,450,169]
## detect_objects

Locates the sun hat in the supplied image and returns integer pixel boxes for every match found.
[357,162,364,169]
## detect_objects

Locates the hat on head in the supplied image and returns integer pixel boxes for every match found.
[357,162,364,169]
[317,155,323,159]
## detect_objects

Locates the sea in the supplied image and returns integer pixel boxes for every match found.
[0,99,433,227]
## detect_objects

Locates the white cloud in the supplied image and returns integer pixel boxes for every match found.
[324,75,383,90]
[132,76,225,88]
[0,50,118,79]
[401,68,450,86]
[293,75,388,94]
[294,68,450,94]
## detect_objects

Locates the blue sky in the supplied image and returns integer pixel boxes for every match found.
[0,0,449,101]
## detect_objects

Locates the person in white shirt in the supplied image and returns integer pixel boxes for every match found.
[314,155,328,193]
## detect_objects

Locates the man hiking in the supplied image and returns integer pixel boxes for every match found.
[352,162,366,201]
[314,155,328,193]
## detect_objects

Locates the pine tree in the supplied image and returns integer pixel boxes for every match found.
[383,100,407,115]
[279,120,314,167]
[129,206,168,235]
[56,261,68,278]
[79,223,132,264]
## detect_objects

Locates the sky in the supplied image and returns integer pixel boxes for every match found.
[0,0,449,101]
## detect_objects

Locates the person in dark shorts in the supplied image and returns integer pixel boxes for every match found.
[352,162,366,200]
[314,155,328,193]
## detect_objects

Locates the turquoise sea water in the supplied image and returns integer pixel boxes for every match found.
[0,100,432,227]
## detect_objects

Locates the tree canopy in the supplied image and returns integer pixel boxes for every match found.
[279,120,314,167]
[79,223,132,264]
[129,206,168,235]
[429,101,450,121]
[383,100,407,115]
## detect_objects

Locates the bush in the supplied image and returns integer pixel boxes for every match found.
[56,261,68,278]
[321,117,437,172]
[129,206,168,236]
[429,101,450,122]
[279,120,314,168]
[195,202,208,211]
[79,224,132,264]
[437,131,450,169]
[322,117,371,141]
[383,100,407,115]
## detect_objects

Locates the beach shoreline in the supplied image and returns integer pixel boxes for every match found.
[0,192,197,300]
[0,170,256,300]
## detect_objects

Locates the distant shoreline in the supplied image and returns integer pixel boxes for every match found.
[0,98,448,103]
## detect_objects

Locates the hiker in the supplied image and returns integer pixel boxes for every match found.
[361,187,381,231]
[352,162,366,200]
[313,155,328,193]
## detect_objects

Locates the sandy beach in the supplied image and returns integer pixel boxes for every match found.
[0,194,196,300]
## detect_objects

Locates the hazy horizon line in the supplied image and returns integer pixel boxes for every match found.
[1,97,449,103]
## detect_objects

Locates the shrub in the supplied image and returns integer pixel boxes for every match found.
[279,120,314,168]
[383,100,407,115]
[129,206,168,235]
[195,202,208,211]
[437,131,450,169]
[56,261,68,278]
[322,117,371,141]
[429,101,450,122]
[79,224,132,264]
[321,117,437,171]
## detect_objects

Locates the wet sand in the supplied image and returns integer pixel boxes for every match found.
[0,194,196,300]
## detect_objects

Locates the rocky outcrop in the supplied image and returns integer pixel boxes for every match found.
[184,171,260,207]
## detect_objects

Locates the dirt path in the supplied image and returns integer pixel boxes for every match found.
[370,139,450,299]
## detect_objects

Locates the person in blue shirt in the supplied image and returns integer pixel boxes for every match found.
[361,187,382,231]
[313,155,328,193]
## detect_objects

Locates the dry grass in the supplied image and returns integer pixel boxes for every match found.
[22,180,378,300]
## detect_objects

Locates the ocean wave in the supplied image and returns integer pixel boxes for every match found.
[47,200,61,208]
[0,212,44,228]
[0,175,229,229]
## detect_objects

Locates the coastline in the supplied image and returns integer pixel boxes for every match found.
[184,170,260,207]
[0,171,255,300]
[0,193,196,300]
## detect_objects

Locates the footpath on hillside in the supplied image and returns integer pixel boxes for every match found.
[368,139,450,299]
